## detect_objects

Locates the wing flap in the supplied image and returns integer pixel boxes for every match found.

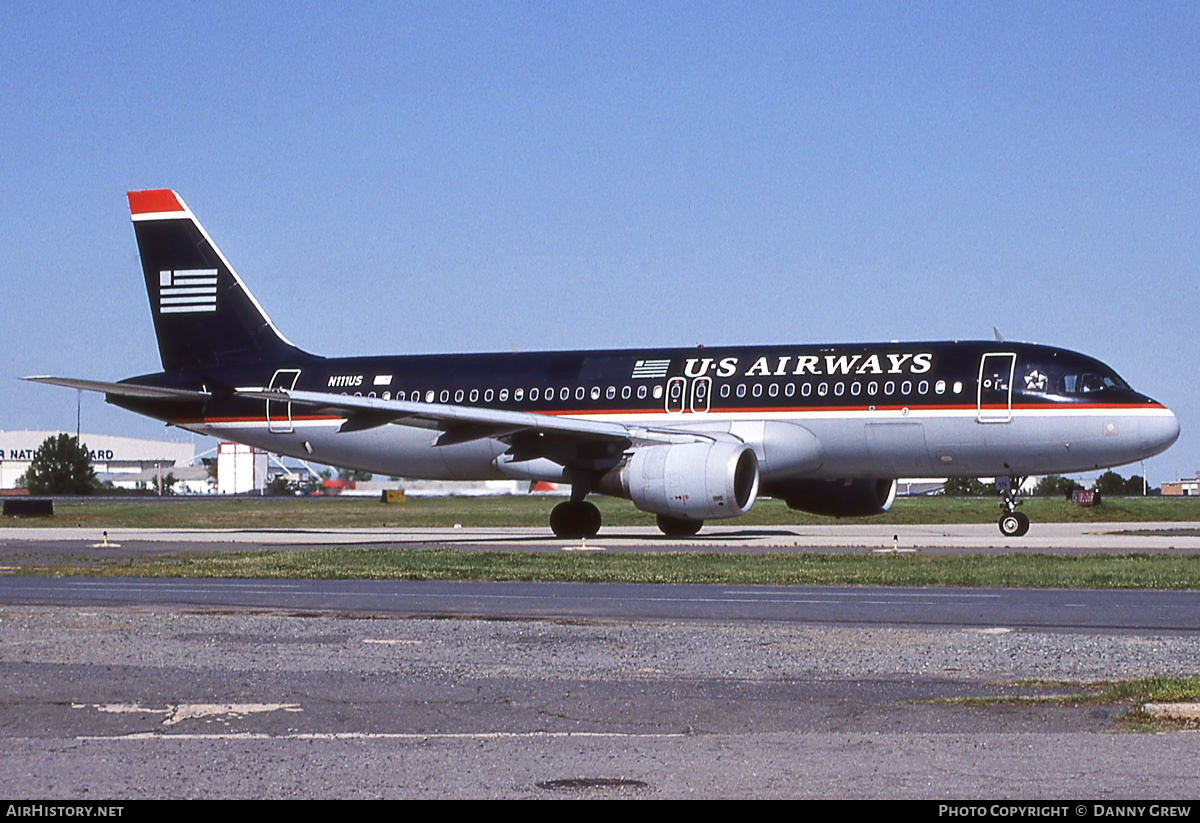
[234,387,716,450]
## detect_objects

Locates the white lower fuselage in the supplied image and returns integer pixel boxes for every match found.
[190,403,1179,483]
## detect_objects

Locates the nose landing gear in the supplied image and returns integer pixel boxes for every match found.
[995,474,1029,537]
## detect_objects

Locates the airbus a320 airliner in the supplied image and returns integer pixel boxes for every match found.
[27,190,1179,537]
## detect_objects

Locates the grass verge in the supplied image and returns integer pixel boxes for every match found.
[930,677,1200,732]
[22,548,1200,588]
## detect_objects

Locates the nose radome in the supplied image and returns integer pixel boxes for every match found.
[1142,408,1180,456]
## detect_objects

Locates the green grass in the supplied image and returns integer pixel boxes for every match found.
[930,677,1200,732]
[9,495,1200,586]
[6,493,1200,530]
[23,547,1200,588]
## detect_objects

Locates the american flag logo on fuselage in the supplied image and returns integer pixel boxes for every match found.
[631,359,670,379]
[159,269,218,314]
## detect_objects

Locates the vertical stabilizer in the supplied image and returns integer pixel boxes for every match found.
[128,189,310,372]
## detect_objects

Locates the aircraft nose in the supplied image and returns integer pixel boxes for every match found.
[1141,406,1180,456]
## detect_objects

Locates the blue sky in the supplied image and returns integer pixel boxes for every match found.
[2,1,1197,484]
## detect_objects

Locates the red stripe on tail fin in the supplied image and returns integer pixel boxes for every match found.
[128,189,185,216]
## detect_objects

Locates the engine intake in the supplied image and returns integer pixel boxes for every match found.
[598,441,759,520]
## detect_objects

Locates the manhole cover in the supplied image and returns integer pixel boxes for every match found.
[536,778,649,792]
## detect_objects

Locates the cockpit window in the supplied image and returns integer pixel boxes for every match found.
[1057,371,1130,394]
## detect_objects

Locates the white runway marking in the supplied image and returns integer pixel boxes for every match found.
[74,703,303,725]
[77,730,688,741]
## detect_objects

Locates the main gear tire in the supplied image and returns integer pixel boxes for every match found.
[550,501,602,538]
[656,514,703,537]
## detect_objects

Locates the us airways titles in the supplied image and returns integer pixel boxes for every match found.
[682,352,934,379]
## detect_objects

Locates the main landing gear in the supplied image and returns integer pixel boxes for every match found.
[548,495,707,538]
[655,515,703,537]
[995,475,1030,537]
[550,500,602,539]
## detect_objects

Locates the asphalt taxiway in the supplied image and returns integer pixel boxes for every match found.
[3,521,1200,567]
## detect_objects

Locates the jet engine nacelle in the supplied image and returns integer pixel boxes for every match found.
[765,477,898,518]
[598,440,760,520]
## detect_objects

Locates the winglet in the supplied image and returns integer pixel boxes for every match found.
[128,189,191,221]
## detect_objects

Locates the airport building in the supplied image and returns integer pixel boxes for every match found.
[216,442,267,494]
[0,430,199,492]
[1162,472,1200,497]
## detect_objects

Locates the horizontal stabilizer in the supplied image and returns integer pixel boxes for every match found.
[23,376,211,401]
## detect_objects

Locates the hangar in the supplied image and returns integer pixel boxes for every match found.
[0,431,197,492]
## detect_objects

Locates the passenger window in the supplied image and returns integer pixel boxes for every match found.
[768,383,778,397]
[622,386,631,400]
[606,386,616,400]
[590,387,601,400]
[637,386,647,399]
[425,390,435,403]
[918,380,929,394]
[935,380,945,395]
[515,388,524,401]
[454,389,464,403]
[850,382,861,396]
[560,387,570,401]
[817,382,828,397]
[484,389,494,402]
[801,383,812,397]
[653,385,663,399]
[529,388,539,401]
[834,382,844,397]
[785,383,795,397]
[499,388,509,401]
[575,387,585,400]
[439,390,449,403]
[736,384,746,398]
[752,384,762,398]
[901,380,912,395]
[884,382,895,395]
[720,384,730,398]
[396,391,405,401]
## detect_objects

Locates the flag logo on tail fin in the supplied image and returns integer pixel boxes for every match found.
[159,269,218,314]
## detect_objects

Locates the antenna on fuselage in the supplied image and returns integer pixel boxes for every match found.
[993,327,1005,343]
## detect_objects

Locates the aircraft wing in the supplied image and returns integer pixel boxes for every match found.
[234,386,719,449]
[23,376,211,401]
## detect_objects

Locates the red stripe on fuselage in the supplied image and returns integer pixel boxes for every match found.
[170,414,344,425]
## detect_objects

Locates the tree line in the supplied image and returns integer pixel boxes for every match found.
[943,470,1148,497]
